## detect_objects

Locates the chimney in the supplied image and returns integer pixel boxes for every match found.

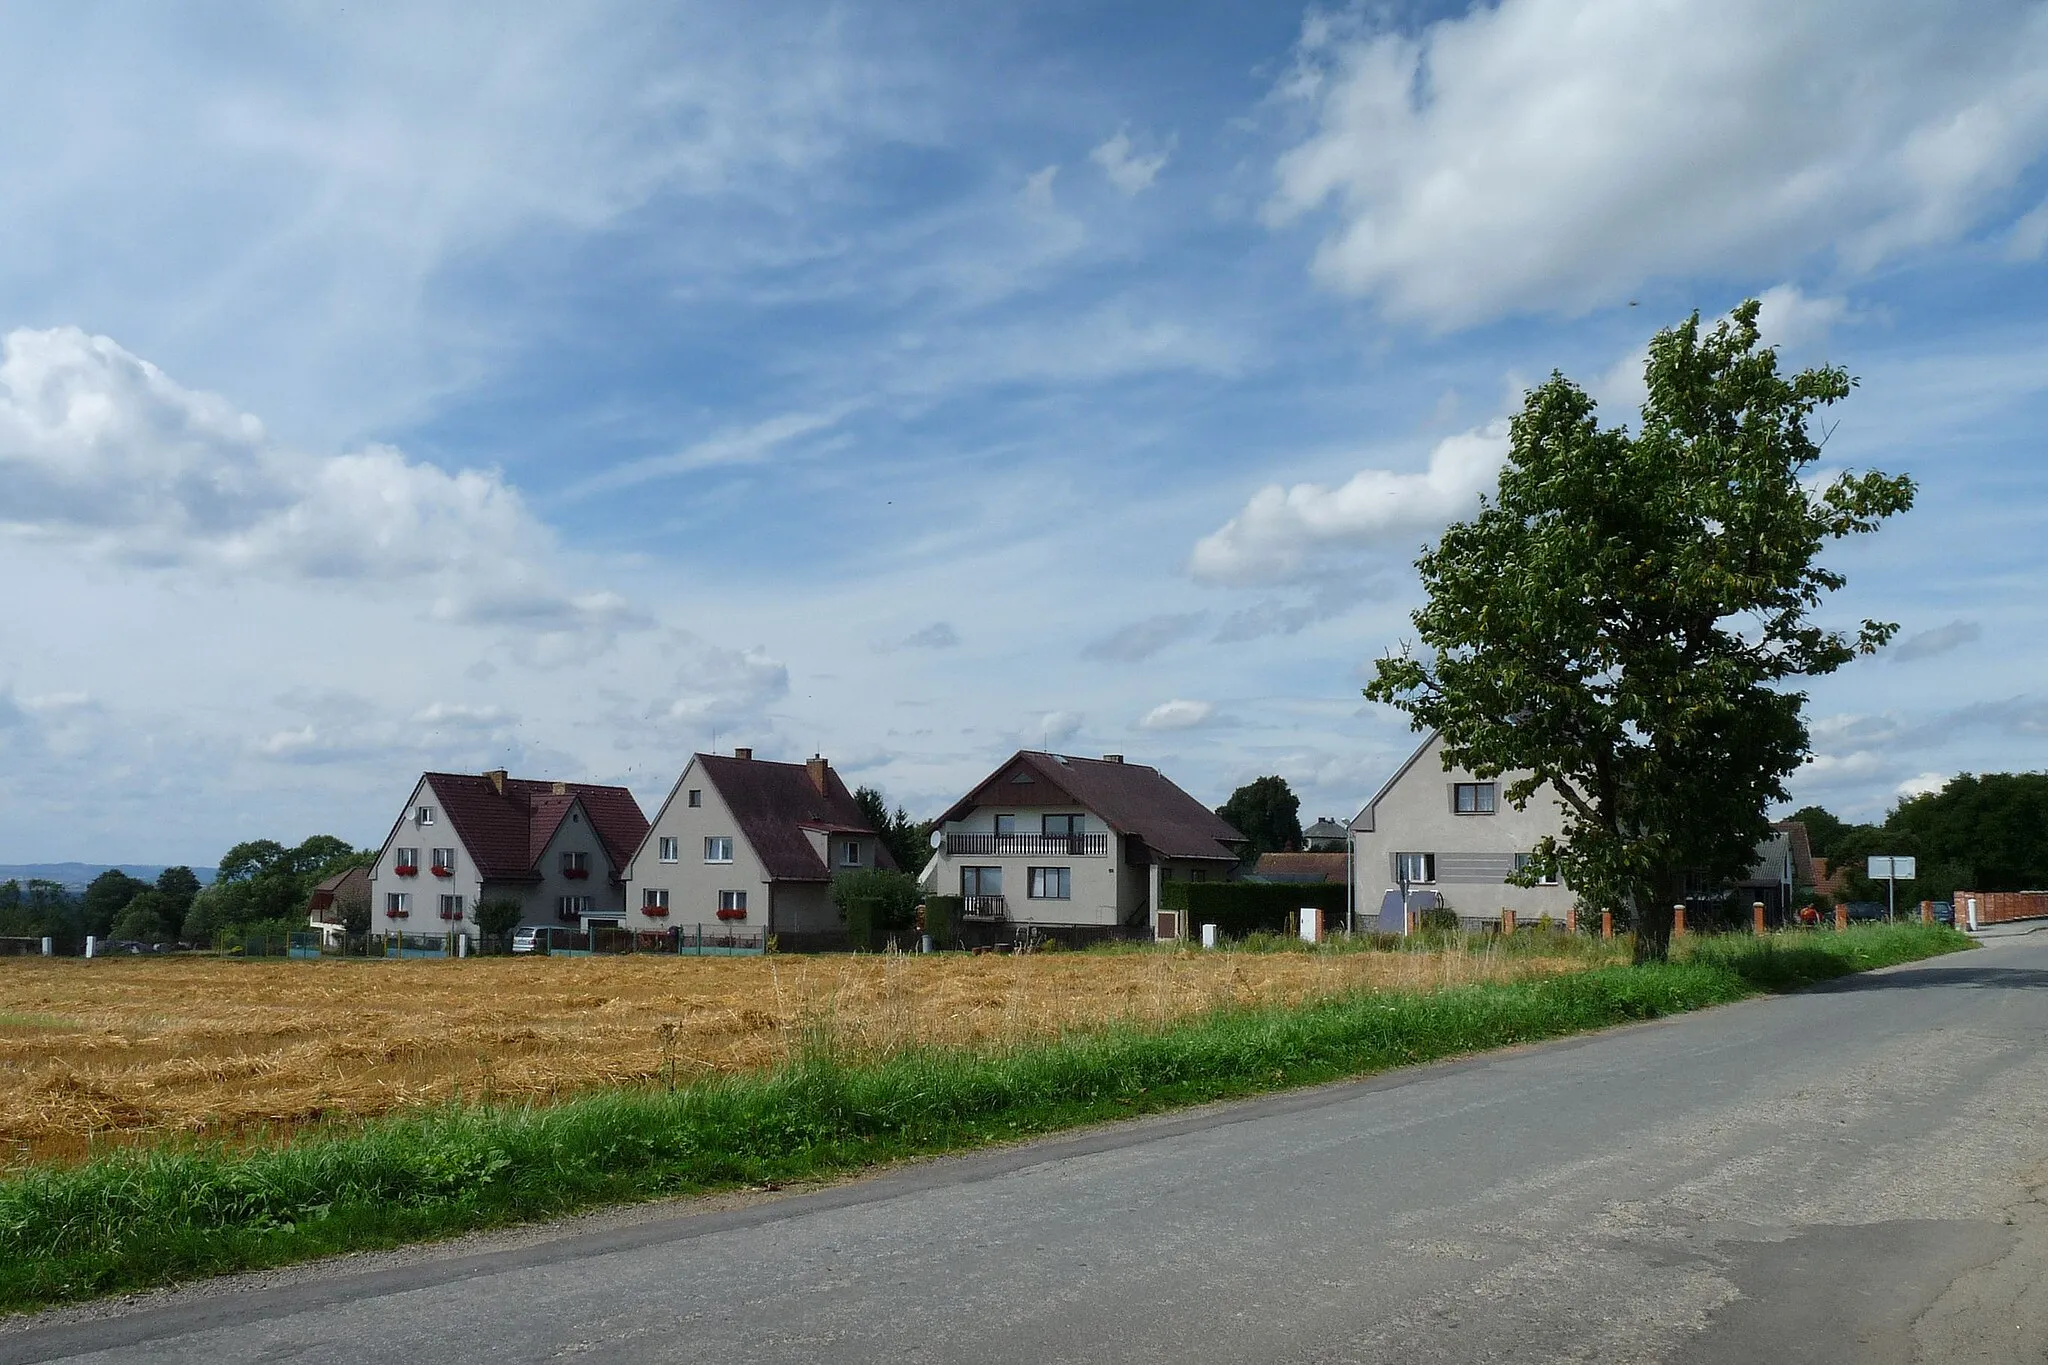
[734,747,753,760]
[1102,754,1124,764]
[807,754,829,795]
[484,768,508,795]
[551,782,567,795]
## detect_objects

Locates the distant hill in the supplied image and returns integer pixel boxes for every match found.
[0,864,219,893]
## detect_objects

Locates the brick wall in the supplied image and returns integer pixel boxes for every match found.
[1957,891,2048,925]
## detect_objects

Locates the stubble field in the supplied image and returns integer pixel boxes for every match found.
[0,942,1609,1166]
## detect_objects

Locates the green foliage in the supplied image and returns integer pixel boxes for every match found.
[832,868,920,949]
[1790,806,1852,859]
[1159,880,1348,939]
[473,898,524,937]
[923,894,962,950]
[1366,302,1915,962]
[852,785,936,875]
[108,891,172,943]
[1418,905,1461,936]
[1215,776,1301,858]
[154,867,202,923]
[0,879,82,949]
[81,870,148,938]
[1803,773,2048,908]
[0,924,1965,1311]
[187,836,372,945]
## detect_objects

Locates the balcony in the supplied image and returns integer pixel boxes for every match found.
[962,894,1008,921]
[945,833,1107,858]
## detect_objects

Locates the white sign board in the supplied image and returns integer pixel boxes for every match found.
[1867,855,1918,880]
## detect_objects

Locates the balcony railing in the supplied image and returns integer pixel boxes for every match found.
[945,833,1107,858]
[962,894,1008,921]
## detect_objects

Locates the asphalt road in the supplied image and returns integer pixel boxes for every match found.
[10,934,2048,1365]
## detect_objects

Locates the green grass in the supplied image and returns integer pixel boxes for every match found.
[0,923,1967,1313]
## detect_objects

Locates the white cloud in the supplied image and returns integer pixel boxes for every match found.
[2009,198,2048,259]
[1189,423,1508,585]
[0,326,627,647]
[1892,620,1983,662]
[1268,0,2048,327]
[659,641,790,728]
[1025,710,1084,750]
[1896,771,1949,799]
[1139,699,1214,731]
[1082,612,1207,663]
[569,405,857,496]
[1089,127,1171,195]
[1024,164,1060,210]
[1753,285,1853,350]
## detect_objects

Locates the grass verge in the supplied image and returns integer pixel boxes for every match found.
[0,923,1967,1313]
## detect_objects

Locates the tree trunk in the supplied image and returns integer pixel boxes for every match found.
[1631,891,1675,964]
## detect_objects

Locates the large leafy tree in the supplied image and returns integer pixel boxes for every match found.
[852,786,936,875]
[1216,776,1303,858]
[185,835,371,944]
[1366,302,1914,960]
[81,869,148,938]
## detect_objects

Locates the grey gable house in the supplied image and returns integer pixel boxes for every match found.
[622,749,893,942]
[1352,731,1814,931]
[368,770,650,941]
[919,751,1244,939]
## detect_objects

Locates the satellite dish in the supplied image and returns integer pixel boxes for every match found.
[929,828,944,849]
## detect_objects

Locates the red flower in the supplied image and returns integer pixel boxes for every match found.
[716,907,746,921]
[643,904,669,918]
[563,868,590,880]
[394,865,418,877]
[431,866,455,878]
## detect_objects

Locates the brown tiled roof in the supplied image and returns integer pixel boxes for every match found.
[307,863,369,911]
[422,773,649,884]
[1252,851,1348,884]
[1773,820,1820,890]
[697,754,895,883]
[937,752,1245,862]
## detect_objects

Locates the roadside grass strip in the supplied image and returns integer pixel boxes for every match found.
[0,923,1967,1311]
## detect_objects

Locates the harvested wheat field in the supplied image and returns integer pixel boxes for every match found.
[0,943,1610,1165]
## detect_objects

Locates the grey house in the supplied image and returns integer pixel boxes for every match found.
[367,770,650,940]
[918,751,1243,937]
[622,749,892,940]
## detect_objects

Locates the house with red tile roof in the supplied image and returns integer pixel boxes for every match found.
[918,750,1244,939]
[367,769,649,939]
[622,749,893,940]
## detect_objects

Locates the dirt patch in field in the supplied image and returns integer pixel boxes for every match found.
[0,945,1603,1164]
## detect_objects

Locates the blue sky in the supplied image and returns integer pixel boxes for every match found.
[2,0,2046,863]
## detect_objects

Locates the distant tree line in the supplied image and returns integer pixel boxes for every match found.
[1795,772,2048,908]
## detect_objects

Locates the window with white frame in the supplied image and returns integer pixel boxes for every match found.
[395,846,418,869]
[839,839,861,867]
[1395,852,1436,884]
[1027,866,1071,899]
[1452,782,1497,815]
[385,892,410,913]
[556,894,593,919]
[643,888,669,910]
[719,890,747,912]
[439,894,464,920]
[560,851,589,875]
[431,848,455,871]
[416,804,435,826]
[687,789,702,808]
[1513,853,1561,886]
[658,836,678,862]
[704,836,734,863]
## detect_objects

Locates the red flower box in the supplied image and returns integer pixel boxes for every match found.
[563,868,590,880]
[642,905,669,918]
[440,910,463,921]
[431,866,455,878]
[386,908,409,920]
[393,865,419,877]
[716,907,746,922]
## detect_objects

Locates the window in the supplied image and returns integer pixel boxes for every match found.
[1453,782,1497,815]
[704,836,734,863]
[658,837,678,863]
[719,890,748,913]
[560,851,589,875]
[1514,854,1561,886]
[439,894,465,920]
[431,848,456,871]
[394,846,418,869]
[1189,867,1207,883]
[1028,867,1071,899]
[643,888,669,910]
[1395,852,1436,885]
[838,839,862,868]
[993,814,1016,837]
[961,866,1002,897]
[687,789,702,808]
[385,892,410,913]
[416,805,435,826]
[556,894,593,920]
[1042,813,1083,837]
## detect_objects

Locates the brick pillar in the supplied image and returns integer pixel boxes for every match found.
[1672,904,1687,937]
[1835,903,1849,931]
[1601,910,1613,939]
[1920,900,1933,925]
[1405,907,1417,935]
[1753,901,1767,935]
[1566,907,1579,935]
[1501,908,1517,935]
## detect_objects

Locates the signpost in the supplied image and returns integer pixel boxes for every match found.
[1867,855,1918,921]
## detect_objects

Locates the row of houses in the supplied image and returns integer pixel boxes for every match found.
[317,730,1817,945]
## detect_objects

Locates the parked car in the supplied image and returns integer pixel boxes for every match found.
[1843,901,1891,923]
[1930,901,1955,926]
[511,926,546,954]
